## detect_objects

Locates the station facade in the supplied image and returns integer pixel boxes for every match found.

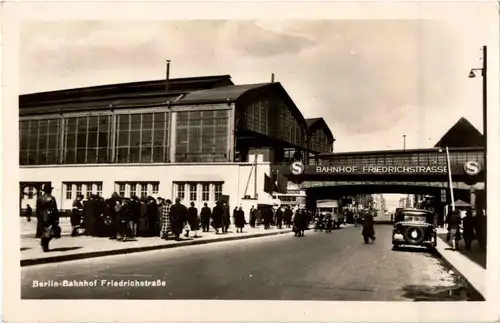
[19,74,335,219]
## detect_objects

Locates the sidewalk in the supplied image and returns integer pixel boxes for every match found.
[435,227,486,299]
[20,217,73,238]
[20,225,292,267]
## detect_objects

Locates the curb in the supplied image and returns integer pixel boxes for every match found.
[21,230,292,267]
[433,236,485,301]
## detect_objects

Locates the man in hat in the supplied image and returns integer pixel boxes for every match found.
[170,198,187,240]
[36,184,60,252]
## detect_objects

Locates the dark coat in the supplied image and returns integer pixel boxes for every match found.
[284,209,293,223]
[71,200,83,227]
[462,216,475,238]
[82,199,100,235]
[36,193,60,239]
[200,206,211,225]
[222,205,231,226]
[249,208,257,223]
[234,209,245,228]
[276,209,283,223]
[170,202,188,235]
[211,205,224,229]
[362,214,375,237]
[187,206,199,230]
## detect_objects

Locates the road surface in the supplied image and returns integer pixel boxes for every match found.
[22,225,478,300]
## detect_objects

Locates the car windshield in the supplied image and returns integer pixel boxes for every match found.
[397,211,431,223]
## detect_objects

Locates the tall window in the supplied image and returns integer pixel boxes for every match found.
[152,183,159,195]
[118,184,126,197]
[19,119,61,165]
[141,183,148,198]
[130,184,137,197]
[27,186,34,199]
[64,115,111,164]
[189,184,197,201]
[115,182,159,198]
[202,184,210,201]
[116,112,169,163]
[64,182,103,200]
[214,183,223,201]
[175,110,229,162]
[177,183,185,200]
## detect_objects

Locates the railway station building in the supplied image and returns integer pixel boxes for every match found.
[19,74,335,219]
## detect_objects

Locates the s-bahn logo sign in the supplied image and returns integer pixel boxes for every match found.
[290,161,305,176]
[464,161,481,176]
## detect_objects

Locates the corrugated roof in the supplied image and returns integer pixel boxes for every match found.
[177,83,272,104]
[305,117,334,142]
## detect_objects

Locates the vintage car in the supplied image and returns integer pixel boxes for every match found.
[392,208,437,249]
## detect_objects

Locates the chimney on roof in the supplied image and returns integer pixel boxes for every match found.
[271,73,275,83]
[165,60,171,93]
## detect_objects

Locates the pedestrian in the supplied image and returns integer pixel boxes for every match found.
[25,204,32,222]
[36,184,61,252]
[129,196,140,238]
[234,206,245,233]
[462,210,475,250]
[276,207,283,229]
[293,209,306,237]
[284,206,292,228]
[160,199,172,239]
[170,198,187,240]
[361,211,376,244]
[354,212,360,227]
[71,195,84,236]
[211,201,224,234]
[263,207,271,229]
[147,197,159,237]
[200,202,211,232]
[137,197,149,237]
[222,202,230,233]
[249,206,256,228]
[82,194,99,236]
[105,193,121,239]
[446,210,462,250]
[187,202,199,238]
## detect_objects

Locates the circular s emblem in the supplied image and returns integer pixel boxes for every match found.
[290,161,305,176]
[464,161,481,176]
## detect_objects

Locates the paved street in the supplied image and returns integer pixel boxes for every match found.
[21,225,479,301]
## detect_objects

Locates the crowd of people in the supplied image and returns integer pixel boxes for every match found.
[31,184,317,251]
[445,208,487,251]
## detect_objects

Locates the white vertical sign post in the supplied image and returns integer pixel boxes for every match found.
[445,147,455,211]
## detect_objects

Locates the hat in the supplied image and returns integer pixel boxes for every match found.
[41,184,54,192]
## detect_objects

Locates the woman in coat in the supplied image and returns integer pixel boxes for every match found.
[361,211,376,244]
[211,202,224,234]
[446,210,462,250]
[187,202,199,238]
[234,206,245,233]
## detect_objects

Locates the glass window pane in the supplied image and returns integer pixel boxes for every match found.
[47,134,58,150]
[98,132,109,149]
[117,131,129,146]
[142,113,153,129]
[153,148,164,162]
[38,135,47,150]
[118,115,129,130]
[66,118,77,133]
[65,149,76,164]
[88,133,98,148]
[66,134,76,149]
[141,130,152,144]
[153,130,164,146]
[117,148,129,163]
[87,148,97,163]
[130,114,141,130]
[77,117,87,132]
[129,147,140,163]
[76,133,87,148]
[140,147,152,163]
[76,149,86,163]
[48,119,60,134]
[46,150,58,164]
[88,117,99,131]
[129,130,141,146]
[97,148,109,163]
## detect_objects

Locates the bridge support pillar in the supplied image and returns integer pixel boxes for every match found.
[470,189,477,211]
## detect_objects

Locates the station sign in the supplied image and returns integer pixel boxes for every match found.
[288,161,447,175]
[463,161,481,176]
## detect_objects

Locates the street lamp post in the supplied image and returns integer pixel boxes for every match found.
[403,135,406,151]
[468,45,487,215]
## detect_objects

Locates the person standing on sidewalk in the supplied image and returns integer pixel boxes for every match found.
[186,202,199,238]
[200,203,211,232]
[284,206,292,228]
[249,206,256,228]
[222,202,231,234]
[361,211,376,244]
[211,201,224,234]
[25,204,32,222]
[275,207,283,229]
[170,198,187,240]
[36,184,60,252]
[462,210,475,251]
[234,206,245,233]
[160,199,172,239]
[71,195,84,236]
[446,210,462,250]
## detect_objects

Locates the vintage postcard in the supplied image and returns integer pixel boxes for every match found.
[2,1,499,323]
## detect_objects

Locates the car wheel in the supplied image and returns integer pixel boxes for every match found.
[403,226,425,245]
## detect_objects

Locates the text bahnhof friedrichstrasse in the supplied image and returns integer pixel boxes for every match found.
[32,279,167,288]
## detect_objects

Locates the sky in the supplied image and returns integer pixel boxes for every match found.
[19,8,497,153]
